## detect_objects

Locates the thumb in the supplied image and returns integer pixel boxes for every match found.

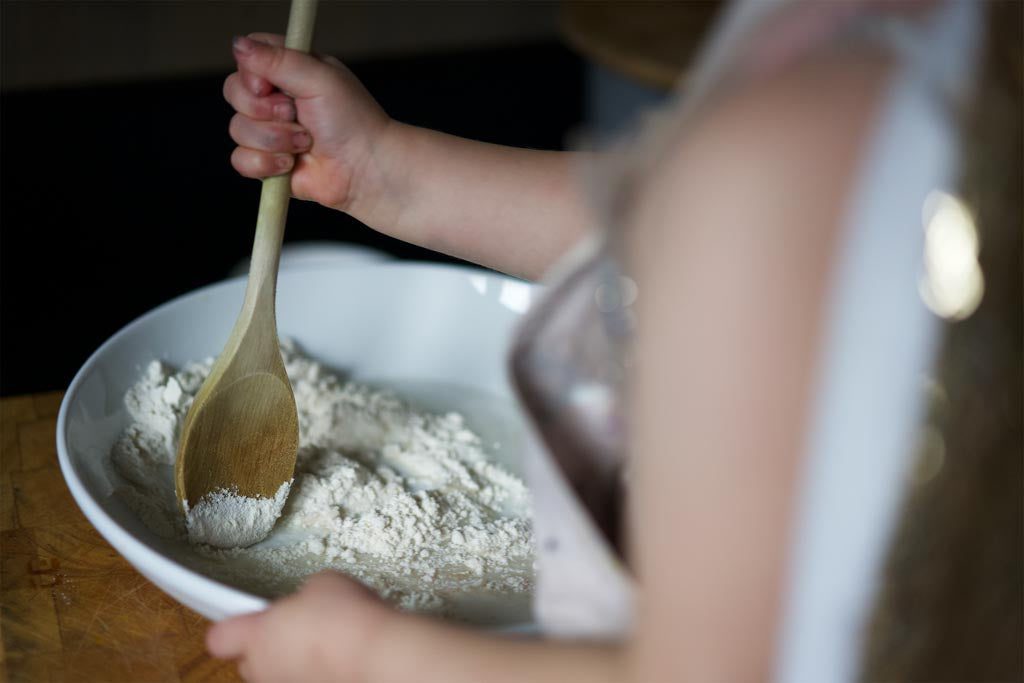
[206,611,264,659]
[232,35,333,99]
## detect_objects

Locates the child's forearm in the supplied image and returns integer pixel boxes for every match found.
[354,122,592,280]
[367,614,626,683]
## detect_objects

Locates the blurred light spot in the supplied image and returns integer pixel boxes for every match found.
[920,374,948,406]
[919,374,949,419]
[499,280,532,313]
[919,190,984,320]
[570,382,614,416]
[594,276,639,312]
[910,425,946,485]
[468,274,488,295]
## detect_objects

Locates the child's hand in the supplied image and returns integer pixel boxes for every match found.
[224,34,391,215]
[207,571,389,682]
[224,32,586,279]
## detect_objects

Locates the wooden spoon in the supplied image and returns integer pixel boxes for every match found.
[174,0,318,548]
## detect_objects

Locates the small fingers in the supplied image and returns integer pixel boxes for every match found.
[236,658,255,682]
[234,34,285,97]
[207,612,263,659]
[231,35,338,99]
[242,70,273,97]
[229,113,311,154]
[246,32,285,47]
[223,73,295,122]
[231,146,295,178]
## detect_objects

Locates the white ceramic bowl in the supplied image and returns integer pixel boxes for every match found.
[56,262,538,623]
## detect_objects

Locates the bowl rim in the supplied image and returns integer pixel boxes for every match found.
[56,260,534,621]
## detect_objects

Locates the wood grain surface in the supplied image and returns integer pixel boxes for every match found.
[0,393,241,683]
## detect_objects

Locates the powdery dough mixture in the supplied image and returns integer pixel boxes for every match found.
[183,481,292,549]
[110,340,534,615]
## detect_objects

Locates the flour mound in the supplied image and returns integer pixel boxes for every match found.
[185,482,291,548]
[109,340,534,616]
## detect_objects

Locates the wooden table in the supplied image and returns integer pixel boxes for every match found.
[0,392,240,682]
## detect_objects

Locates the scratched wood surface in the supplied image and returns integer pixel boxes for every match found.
[0,392,241,683]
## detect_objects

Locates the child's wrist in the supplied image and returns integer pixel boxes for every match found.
[341,117,411,229]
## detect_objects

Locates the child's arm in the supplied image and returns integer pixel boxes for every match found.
[207,571,624,683]
[226,34,588,280]
[363,123,589,281]
[212,33,896,683]
[375,613,623,683]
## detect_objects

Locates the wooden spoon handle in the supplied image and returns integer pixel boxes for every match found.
[284,0,318,52]
[244,0,318,314]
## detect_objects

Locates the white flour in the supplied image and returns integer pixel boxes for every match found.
[184,482,291,548]
[110,340,534,618]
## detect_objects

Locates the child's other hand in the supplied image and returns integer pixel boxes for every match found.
[224,34,391,215]
[207,571,389,682]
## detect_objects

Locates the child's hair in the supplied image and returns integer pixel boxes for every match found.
[860,3,1023,680]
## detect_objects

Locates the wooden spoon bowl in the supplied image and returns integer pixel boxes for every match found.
[174,0,317,548]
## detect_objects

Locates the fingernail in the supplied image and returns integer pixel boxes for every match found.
[276,155,293,171]
[292,132,311,149]
[232,36,254,54]
[273,102,296,122]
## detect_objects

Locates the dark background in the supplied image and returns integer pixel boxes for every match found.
[0,2,588,396]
